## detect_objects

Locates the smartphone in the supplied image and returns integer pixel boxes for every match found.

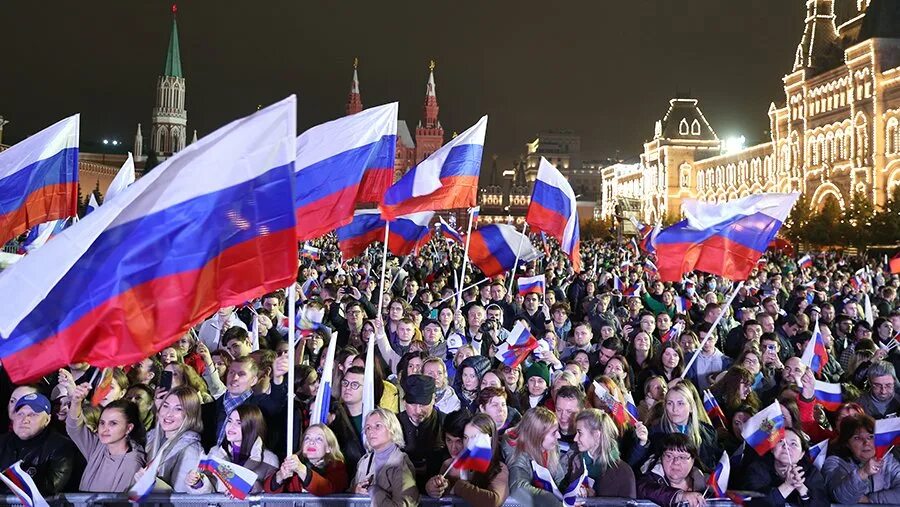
[159,370,174,391]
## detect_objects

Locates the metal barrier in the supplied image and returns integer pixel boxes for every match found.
[0,494,755,507]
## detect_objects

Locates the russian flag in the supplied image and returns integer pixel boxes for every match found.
[336,209,386,260]
[531,461,562,499]
[813,380,843,412]
[800,320,828,377]
[0,461,49,507]
[0,97,299,382]
[660,322,683,344]
[438,216,463,244]
[809,440,828,470]
[613,274,626,292]
[623,283,641,297]
[19,218,69,254]
[494,321,539,368]
[0,114,79,245]
[310,315,338,426]
[561,458,589,506]
[294,103,397,241]
[654,193,799,282]
[674,295,692,314]
[466,224,541,277]
[380,116,487,220]
[526,157,581,271]
[453,433,493,473]
[741,400,786,456]
[707,451,731,498]
[105,152,136,204]
[388,211,434,256]
[592,381,627,427]
[704,389,727,427]
[890,252,900,275]
[128,453,162,502]
[623,391,639,422]
[198,456,259,500]
[643,259,658,277]
[517,274,546,296]
[300,243,321,260]
[300,278,320,299]
[875,417,900,459]
[798,254,813,270]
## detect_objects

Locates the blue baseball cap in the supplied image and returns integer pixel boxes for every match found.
[15,393,51,415]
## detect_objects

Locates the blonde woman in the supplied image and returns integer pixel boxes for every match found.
[504,407,570,507]
[629,380,721,471]
[134,386,204,493]
[351,408,418,506]
[264,424,348,495]
[567,409,636,498]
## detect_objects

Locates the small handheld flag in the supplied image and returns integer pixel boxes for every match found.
[90,368,114,407]
[449,433,493,474]
[517,275,546,296]
[703,390,728,428]
[741,400,786,456]
[128,452,163,502]
[813,380,843,412]
[198,455,259,500]
[494,322,539,368]
[530,460,563,499]
[309,323,337,426]
[561,457,589,506]
[0,461,49,507]
[798,254,813,270]
[809,440,828,470]
[800,318,828,377]
[300,243,321,260]
[874,416,900,459]
[660,321,684,344]
[707,451,730,498]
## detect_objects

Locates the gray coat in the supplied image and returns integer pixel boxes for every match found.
[352,445,419,507]
[147,430,204,493]
[504,438,572,507]
[822,452,900,504]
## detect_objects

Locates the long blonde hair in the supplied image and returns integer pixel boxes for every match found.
[148,386,203,461]
[302,424,344,464]
[660,381,702,449]
[574,409,619,472]
[512,407,559,469]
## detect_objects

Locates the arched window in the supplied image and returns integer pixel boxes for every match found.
[886,117,899,155]
[679,118,689,135]
[691,119,701,135]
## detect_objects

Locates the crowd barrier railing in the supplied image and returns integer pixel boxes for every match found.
[0,494,873,507]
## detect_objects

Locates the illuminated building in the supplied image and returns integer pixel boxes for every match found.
[601,0,900,222]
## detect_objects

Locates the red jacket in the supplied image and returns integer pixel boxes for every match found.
[263,459,348,496]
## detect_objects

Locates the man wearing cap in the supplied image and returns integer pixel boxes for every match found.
[421,319,448,360]
[398,374,447,492]
[0,392,76,496]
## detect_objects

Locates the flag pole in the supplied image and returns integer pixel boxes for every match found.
[681,281,744,379]
[507,223,529,295]
[457,208,477,312]
[378,223,391,317]
[286,282,297,457]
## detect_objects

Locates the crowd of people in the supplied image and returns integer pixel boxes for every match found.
[1,235,899,507]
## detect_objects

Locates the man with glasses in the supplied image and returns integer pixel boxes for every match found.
[327,365,366,478]
[859,361,900,419]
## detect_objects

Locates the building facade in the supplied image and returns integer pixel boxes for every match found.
[602,0,900,223]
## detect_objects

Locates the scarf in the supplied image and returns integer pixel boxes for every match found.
[218,390,252,444]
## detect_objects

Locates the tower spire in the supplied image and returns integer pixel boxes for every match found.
[414,60,444,163]
[793,0,838,73]
[164,4,183,78]
[421,60,440,129]
[345,57,363,115]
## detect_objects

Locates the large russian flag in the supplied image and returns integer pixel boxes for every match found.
[466,224,541,278]
[654,193,799,282]
[0,114,79,244]
[336,209,386,260]
[0,97,299,382]
[388,211,434,256]
[294,103,397,241]
[380,116,487,220]
[526,157,581,271]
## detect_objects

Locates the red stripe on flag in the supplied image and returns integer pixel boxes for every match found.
[0,181,79,244]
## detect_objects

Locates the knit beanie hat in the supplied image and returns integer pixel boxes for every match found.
[524,361,551,385]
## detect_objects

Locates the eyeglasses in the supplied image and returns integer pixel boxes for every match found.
[341,379,362,390]
[662,452,693,463]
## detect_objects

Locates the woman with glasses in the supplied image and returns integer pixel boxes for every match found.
[351,408,418,506]
[709,365,760,420]
[822,413,900,504]
[264,424,348,495]
[636,433,708,507]
[738,427,828,506]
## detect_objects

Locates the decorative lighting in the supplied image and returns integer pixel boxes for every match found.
[724,136,746,155]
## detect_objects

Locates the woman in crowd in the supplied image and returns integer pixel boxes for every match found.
[477,387,520,434]
[738,427,828,506]
[186,405,278,494]
[426,413,510,507]
[604,354,633,392]
[636,343,684,398]
[505,407,570,507]
[66,383,146,492]
[455,355,492,413]
[351,408,418,506]
[630,381,720,470]
[568,409,636,498]
[264,424,348,495]
[163,363,213,403]
[124,384,156,432]
[709,365,760,420]
[638,375,667,424]
[822,413,900,504]
[448,344,476,381]
[636,433,708,507]
[626,331,655,378]
[174,331,206,376]
[136,386,204,493]
[499,363,524,412]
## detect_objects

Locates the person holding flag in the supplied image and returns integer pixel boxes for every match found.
[505,407,569,507]
[822,413,900,504]
[737,427,828,507]
[263,424,349,496]
[425,413,510,507]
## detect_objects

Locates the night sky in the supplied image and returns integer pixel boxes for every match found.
[0,1,861,168]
